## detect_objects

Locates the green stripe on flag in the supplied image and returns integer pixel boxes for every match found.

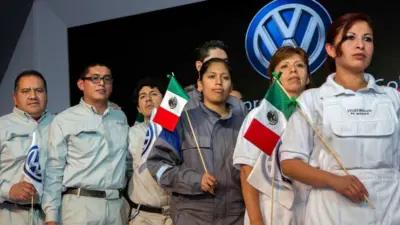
[264,81,296,120]
[168,75,189,100]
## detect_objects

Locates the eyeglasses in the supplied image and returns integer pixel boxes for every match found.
[81,75,113,84]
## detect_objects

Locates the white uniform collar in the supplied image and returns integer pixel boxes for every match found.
[320,73,385,98]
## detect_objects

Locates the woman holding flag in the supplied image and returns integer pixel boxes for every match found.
[146,58,246,225]
[279,13,400,224]
[233,46,311,225]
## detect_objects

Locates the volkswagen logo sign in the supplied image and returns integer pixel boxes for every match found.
[245,0,332,79]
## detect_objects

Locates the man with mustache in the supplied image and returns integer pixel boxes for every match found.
[125,77,172,225]
[0,70,54,225]
[42,64,129,225]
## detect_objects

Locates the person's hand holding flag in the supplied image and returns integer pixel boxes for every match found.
[9,182,37,201]
[12,131,43,202]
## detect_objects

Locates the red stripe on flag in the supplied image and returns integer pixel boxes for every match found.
[244,119,280,156]
[153,107,180,132]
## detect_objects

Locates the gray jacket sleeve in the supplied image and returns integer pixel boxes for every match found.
[146,123,203,195]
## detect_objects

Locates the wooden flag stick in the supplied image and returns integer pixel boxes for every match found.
[272,75,375,209]
[270,175,275,225]
[30,196,33,225]
[172,71,213,193]
[170,72,208,174]
[184,108,208,174]
[184,108,216,194]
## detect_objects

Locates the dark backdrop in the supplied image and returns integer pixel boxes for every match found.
[68,0,399,125]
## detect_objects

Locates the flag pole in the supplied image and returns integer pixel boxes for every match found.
[270,166,275,225]
[271,73,374,209]
[170,72,213,194]
[170,73,209,172]
[269,141,280,225]
[184,108,208,174]
[30,196,33,225]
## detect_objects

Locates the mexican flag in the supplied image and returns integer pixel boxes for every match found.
[22,131,43,196]
[243,80,296,156]
[153,75,189,132]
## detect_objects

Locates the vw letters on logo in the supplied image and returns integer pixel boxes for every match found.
[245,0,332,79]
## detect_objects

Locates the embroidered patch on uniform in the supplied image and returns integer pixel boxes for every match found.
[116,121,126,125]
[267,110,278,125]
[168,96,178,109]
[141,124,154,156]
[347,108,372,116]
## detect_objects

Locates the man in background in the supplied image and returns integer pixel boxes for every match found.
[185,40,248,116]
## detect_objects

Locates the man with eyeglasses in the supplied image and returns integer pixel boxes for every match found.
[124,77,172,225]
[0,70,54,224]
[42,63,129,225]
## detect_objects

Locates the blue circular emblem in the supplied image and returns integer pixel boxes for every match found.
[245,0,332,79]
[23,145,42,182]
[141,124,154,156]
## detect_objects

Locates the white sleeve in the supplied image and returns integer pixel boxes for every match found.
[126,126,139,179]
[279,91,315,163]
[233,108,262,169]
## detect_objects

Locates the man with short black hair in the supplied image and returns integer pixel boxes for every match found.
[194,40,229,73]
[186,40,248,116]
[0,69,54,224]
[43,64,129,225]
[126,76,172,225]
